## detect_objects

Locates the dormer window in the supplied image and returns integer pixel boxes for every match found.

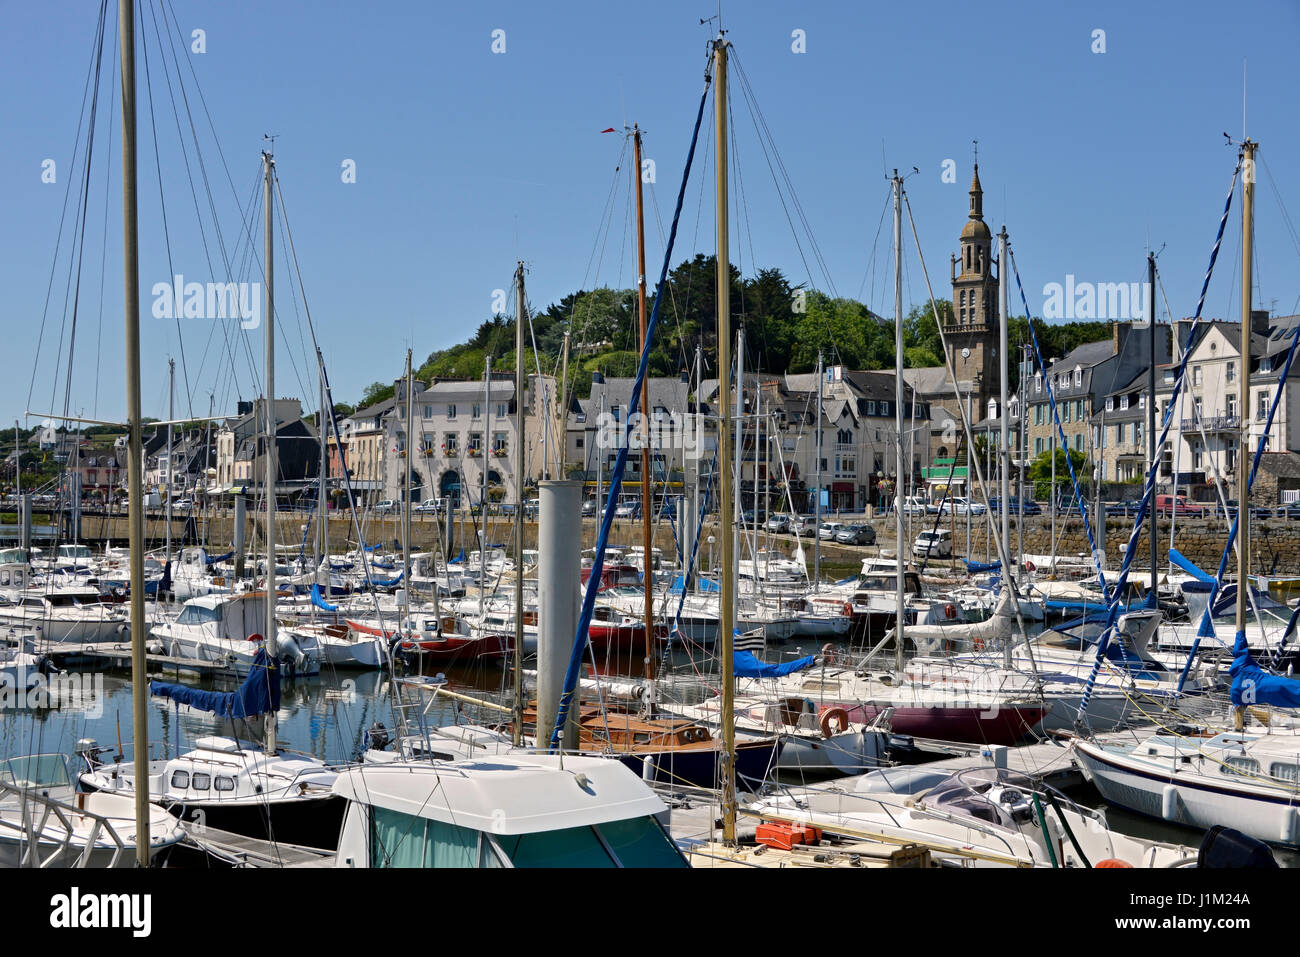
[1261,357,1274,373]
[1119,395,1129,411]
[1074,368,1082,387]
[1105,397,1114,412]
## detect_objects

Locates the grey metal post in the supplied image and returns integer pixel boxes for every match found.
[536,479,581,751]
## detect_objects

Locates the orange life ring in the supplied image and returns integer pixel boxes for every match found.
[841,602,852,617]
[1095,858,1133,868]
[820,707,850,739]
[973,636,985,651]
[246,632,264,643]
[945,603,958,620]
[1024,561,1037,573]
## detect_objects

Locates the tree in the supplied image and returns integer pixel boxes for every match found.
[359,381,395,408]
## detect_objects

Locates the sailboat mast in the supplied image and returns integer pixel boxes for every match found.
[997,225,1012,670]
[166,357,174,568]
[892,171,905,674]
[481,354,491,612]
[514,261,526,745]
[633,127,655,679]
[714,34,737,845]
[262,148,278,756]
[118,0,150,868]
[558,330,570,477]
[814,350,822,589]
[1237,139,1256,664]
[319,350,328,566]
[403,349,413,628]
[1148,254,1157,599]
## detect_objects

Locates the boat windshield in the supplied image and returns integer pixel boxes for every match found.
[923,767,1039,828]
[495,817,684,868]
[177,603,223,625]
[0,754,73,790]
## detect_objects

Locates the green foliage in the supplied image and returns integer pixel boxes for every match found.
[1028,448,1087,483]
[359,381,395,408]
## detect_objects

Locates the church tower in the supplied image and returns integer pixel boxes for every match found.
[948,164,1000,417]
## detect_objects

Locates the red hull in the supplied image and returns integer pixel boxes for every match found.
[346,620,512,661]
[587,622,668,651]
[832,703,1046,746]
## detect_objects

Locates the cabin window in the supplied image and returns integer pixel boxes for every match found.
[215,776,235,792]
[191,773,211,791]
[596,816,686,867]
[369,806,479,868]
[1270,763,1300,783]
[496,825,617,868]
[170,771,190,789]
[177,604,222,625]
[1220,756,1259,777]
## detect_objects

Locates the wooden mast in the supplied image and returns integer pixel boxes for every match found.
[514,261,526,745]
[713,33,737,845]
[1236,138,1256,712]
[118,0,151,867]
[633,125,655,682]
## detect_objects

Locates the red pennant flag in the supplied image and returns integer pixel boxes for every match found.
[600,127,616,133]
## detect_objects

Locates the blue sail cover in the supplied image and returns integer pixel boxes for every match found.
[204,551,234,565]
[151,648,280,719]
[1168,549,1214,583]
[733,651,817,678]
[964,558,1000,574]
[669,574,720,593]
[311,583,338,612]
[1230,631,1300,709]
[368,571,403,587]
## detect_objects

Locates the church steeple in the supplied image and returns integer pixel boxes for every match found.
[969,164,983,219]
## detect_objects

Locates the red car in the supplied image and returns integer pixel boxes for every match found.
[1154,494,1205,516]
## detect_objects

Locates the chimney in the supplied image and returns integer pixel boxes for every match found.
[591,371,605,384]
[1252,309,1271,337]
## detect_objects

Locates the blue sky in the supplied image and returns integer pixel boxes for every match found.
[2,0,1297,426]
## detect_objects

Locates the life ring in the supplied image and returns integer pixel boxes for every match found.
[841,602,852,617]
[1095,858,1133,868]
[1024,561,1037,573]
[820,643,836,665]
[945,603,958,620]
[820,707,850,739]
[973,636,985,651]
[247,632,264,643]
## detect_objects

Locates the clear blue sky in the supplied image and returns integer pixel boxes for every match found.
[2,0,1297,426]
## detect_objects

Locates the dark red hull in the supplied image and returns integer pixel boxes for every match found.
[833,703,1046,746]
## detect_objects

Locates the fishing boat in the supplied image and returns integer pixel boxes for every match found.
[153,591,319,675]
[78,649,347,850]
[332,754,688,868]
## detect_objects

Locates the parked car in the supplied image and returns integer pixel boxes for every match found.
[913,529,954,559]
[988,496,1042,516]
[172,498,193,510]
[582,498,599,516]
[940,496,986,516]
[524,498,540,517]
[791,515,819,535]
[766,513,792,533]
[1220,499,1275,520]
[1154,494,1205,517]
[834,523,876,546]
[818,521,845,541]
[902,495,934,515]
[373,500,401,515]
[414,498,444,514]
[614,501,641,519]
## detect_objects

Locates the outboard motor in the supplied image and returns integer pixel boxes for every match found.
[1198,826,1278,868]
[366,722,391,752]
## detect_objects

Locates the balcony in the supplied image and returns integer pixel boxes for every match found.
[1180,414,1239,433]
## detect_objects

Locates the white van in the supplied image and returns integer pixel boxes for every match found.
[912,528,953,559]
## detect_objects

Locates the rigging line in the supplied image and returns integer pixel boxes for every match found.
[145,0,257,399]
[140,0,195,420]
[731,50,838,298]
[857,186,894,302]
[1259,154,1300,264]
[729,56,821,301]
[26,0,109,415]
[269,173,317,407]
[55,1,113,430]
[149,0,262,392]
[92,3,119,420]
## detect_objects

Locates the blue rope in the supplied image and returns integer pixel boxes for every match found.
[550,73,712,750]
[1073,163,1239,715]
[1177,287,1300,688]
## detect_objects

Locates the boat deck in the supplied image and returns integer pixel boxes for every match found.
[48,641,242,680]
[177,821,334,868]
